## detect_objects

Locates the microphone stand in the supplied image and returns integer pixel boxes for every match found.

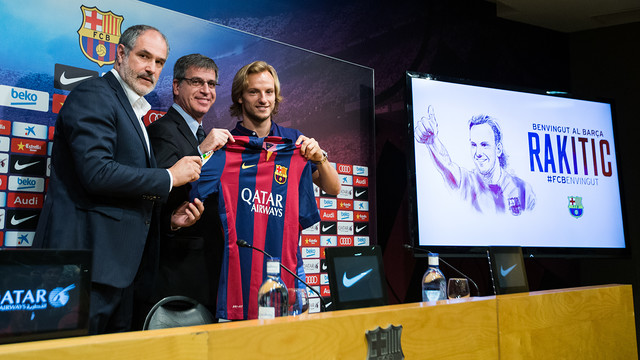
[236,239,327,312]
[404,244,481,296]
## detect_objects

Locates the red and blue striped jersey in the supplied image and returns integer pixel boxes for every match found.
[190,136,320,319]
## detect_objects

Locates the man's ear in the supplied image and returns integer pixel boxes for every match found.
[115,44,126,65]
[173,79,180,97]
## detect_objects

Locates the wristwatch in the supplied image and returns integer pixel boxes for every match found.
[313,150,328,165]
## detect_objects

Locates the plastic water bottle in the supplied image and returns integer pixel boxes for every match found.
[258,258,289,319]
[422,253,447,301]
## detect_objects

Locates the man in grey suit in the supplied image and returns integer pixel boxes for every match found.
[146,54,233,317]
[34,25,204,334]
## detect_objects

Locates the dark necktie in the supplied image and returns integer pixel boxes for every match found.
[196,125,206,144]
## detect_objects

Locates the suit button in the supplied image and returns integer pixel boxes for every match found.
[145,220,150,225]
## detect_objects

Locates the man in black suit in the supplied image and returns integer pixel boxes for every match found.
[34,25,204,334]
[146,54,234,317]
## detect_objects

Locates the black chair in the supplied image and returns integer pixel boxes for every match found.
[143,296,215,330]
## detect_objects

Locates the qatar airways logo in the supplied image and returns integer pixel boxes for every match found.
[241,188,284,217]
[0,284,76,311]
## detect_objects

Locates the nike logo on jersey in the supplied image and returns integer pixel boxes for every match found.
[11,214,37,225]
[500,264,517,277]
[59,71,94,86]
[242,162,256,169]
[14,160,40,171]
[342,269,373,288]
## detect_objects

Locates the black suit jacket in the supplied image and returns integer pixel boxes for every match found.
[146,106,224,309]
[34,71,171,289]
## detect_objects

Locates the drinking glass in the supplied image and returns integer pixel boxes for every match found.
[447,278,471,299]
[288,288,309,316]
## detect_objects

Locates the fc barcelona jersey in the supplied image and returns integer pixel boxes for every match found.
[190,136,320,320]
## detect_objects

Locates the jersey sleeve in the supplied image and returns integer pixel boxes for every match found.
[189,150,225,202]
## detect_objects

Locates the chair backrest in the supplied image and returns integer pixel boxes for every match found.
[143,296,214,330]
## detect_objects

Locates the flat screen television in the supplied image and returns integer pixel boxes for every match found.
[406,71,627,257]
[325,245,388,310]
[0,249,91,344]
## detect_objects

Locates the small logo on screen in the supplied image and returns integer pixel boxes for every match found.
[500,264,517,277]
[568,196,584,218]
[48,284,76,308]
[342,269,373,288]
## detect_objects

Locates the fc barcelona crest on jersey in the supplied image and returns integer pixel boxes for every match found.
[568,196,584,218]
[77,6,123,67]
[274,164,288,185]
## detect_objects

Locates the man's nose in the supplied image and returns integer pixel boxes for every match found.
[145,61,158,74]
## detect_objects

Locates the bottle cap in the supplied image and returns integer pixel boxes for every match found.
[428,253,439,266]
[266,258,281,275]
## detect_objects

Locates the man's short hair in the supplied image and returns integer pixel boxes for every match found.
[469,114,508,168]
[229,60,283,118]
[173,54,219,83]
[119,24,170,57]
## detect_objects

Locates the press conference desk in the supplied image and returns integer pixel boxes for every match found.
[0,284,636,359]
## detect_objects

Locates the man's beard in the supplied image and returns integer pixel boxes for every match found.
[121,60,156,96]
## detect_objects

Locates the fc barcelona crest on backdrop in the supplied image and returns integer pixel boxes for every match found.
[77,6,123,67]
[568,196,584,219]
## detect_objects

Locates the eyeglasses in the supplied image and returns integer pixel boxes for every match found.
[180,77,219,88]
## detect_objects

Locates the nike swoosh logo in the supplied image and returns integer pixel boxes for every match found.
[500,264,517,277]
[241,162,256,169]
[355,225,367,232]
[355,190,366,197]
[59,71,93,86]
[342,269,373,288]
[322,224,335,232]
[14,160,40,170]
[11,215,37,225]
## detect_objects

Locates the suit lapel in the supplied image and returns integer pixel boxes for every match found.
[168,107,200,151]
[104,71,153,164]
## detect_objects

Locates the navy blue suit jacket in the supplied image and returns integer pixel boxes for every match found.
[146,107,224,309]
[34,71,171,289]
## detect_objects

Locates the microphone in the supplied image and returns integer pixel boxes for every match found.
[236,239,327,312]
[403,244,481,296]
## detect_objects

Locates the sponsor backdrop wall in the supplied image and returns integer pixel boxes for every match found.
[0,0,375,313]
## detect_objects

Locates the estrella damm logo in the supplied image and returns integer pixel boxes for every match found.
[568,196,584,219]
[274,164,288,184]
[77,6,123,67]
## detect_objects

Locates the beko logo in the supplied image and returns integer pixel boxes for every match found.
[0,85,49,112]
[353,166,368,176]
[8,176,45,192]
[320,198,337,209]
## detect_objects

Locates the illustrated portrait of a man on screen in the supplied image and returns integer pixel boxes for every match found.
[414,106,535,215]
